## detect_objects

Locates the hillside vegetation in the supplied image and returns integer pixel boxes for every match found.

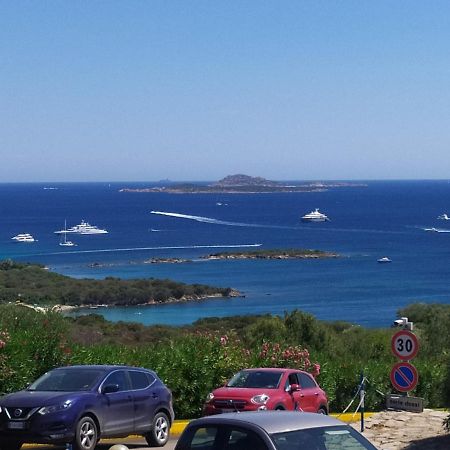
[0,260,232,306]
[1,300,449,420]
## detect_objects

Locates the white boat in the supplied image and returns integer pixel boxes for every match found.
[54,219,108,235]
[11,233,36,243]
[59,221,77,246]
[424,227,439,232]
[301,208,330,222]
[437,213,450,220]
[377,257,392,263]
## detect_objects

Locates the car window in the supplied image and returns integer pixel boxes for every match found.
[272,426,377,450]
[227,371,282,389]
[298,372,317,389]
[187,426,219,449]
[129,370,151,389]
[224,429,266,450]
[103,370,129,392]
[28,369,104,392]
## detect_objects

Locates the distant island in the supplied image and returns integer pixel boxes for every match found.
[201,248,339,260]
[119,174,366,194]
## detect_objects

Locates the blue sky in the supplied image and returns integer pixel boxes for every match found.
[2,1,450,182]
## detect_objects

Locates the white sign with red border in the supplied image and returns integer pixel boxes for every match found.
[391,330,419,360]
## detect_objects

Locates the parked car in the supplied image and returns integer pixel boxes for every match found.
[175,410,379,450]
[0,365,174,450]
[203,368,328,415]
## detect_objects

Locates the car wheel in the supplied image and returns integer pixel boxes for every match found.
[72,416,98,450]
[0,440,22,450]
[145,412,170,447]
[274,406,285,410]
[317,407,328,415]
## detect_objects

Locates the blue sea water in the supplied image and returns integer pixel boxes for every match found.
[1,180,450,328]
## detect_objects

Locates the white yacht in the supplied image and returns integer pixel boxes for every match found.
[437,213,450,220]
[11,233,36,243]
[301,208,330,222]
[54,220,108,235]
[377,257,392,263]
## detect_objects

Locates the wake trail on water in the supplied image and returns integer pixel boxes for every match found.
[36,243,262,256]
[150,211,297,229]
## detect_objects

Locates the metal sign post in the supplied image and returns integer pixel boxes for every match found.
[389,317,423,412]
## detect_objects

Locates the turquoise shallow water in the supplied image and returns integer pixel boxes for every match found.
[1,180,450,327]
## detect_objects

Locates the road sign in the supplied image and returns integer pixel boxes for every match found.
[391,329,419,360]
[390,362,418,392]
[386,394,424,412]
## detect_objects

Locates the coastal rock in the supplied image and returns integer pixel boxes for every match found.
[144,258,191,264]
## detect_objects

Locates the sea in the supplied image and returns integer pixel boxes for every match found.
[1,180,450,328]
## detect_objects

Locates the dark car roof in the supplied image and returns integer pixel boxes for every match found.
[189,411,344,434]
[52,365,156,374]
[239,368,302,373]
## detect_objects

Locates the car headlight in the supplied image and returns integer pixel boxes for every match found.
[38,400,73,415]
[205,392,215,402]
[251,394,270,405]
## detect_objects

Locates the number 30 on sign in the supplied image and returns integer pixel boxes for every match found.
[391,330,419,360]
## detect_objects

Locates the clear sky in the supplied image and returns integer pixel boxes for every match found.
[2,1,450,182]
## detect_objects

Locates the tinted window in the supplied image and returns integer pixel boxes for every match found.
[129,370,151,389]
[188,426,219,449]
[227,371,282,389]
[224,429,266,450]
[272,426,377,450]
[184,426,267,450]
[28,369,104,392]
[298,373,317,389]
[103,370,129,392]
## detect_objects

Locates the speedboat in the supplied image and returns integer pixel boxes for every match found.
[424,227,439,232]
[54,220,108,235]
[437,213,450,220]
[377,257,392,263]
[301,208,330,222]
[11,233,36,243]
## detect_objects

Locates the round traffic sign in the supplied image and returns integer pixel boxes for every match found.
[391,330,419,360]
[390,361,419,392]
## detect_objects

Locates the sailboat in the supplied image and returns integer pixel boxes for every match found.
[59,221,77,247]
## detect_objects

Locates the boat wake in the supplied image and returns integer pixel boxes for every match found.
[150,211,293,229]
[423,227,450,233]
[37,243,262,256]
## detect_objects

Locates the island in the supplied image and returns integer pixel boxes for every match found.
[119,174,366,194]
[201,248,339,260]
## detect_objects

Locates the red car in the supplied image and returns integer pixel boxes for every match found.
[203,368,328,416]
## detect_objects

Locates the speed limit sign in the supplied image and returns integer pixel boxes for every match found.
[391,330,419,360]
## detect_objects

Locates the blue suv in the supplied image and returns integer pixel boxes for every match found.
[0,365,174,450]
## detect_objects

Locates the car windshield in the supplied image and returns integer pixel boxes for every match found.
[226,370,282,389]
[28,368,105,392]
[271,425,377,450]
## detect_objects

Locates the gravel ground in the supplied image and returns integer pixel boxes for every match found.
[351,409,450,450]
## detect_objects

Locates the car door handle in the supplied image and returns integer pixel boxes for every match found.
[152,393,159,399]
[314,392,319,396]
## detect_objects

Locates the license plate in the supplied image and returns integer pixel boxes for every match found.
[8,421,27,430]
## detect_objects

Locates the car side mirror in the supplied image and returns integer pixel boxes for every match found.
[289,383,300,392]
[102,383,119,394]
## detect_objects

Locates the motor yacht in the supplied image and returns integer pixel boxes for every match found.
[301,208,330,222]
[54,220,108,235]
[11,233,36,243]
[377,257,392,263]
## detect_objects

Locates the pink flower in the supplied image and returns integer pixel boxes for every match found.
[0,340,5,349]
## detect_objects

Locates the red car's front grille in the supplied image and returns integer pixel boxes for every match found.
[213,399,247,410]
